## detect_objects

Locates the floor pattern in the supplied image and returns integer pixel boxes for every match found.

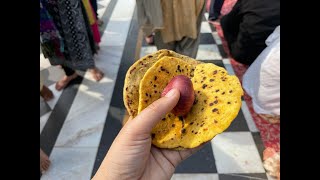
[40,1,272,179]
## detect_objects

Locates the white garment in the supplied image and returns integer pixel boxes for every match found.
[242,26,280,115]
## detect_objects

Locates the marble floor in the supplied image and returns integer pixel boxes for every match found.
[40,0,274,179]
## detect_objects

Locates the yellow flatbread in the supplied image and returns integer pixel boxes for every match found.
[138,58,243,149]
[123,49,201,117]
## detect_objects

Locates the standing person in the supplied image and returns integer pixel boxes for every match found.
[90,0,104,26]
[208,0,225,21]
[220,0,280,65]
[242,26,280,180]
[242,26,280,124]
[40,0,104,91]
[137,0,206,58]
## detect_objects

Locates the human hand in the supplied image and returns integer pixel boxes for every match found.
[92,89,204,180]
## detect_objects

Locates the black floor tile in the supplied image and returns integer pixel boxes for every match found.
[219,173,268,180]
[200,33,216,44]
[225,110,250,132]
[40,76,83,156]
[175,143,217,173]
[40,98,51,117]
[209,22,216,32]
[252,132,265,160]
[218,44,228,58]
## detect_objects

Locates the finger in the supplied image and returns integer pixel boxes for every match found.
[125,88,180,135]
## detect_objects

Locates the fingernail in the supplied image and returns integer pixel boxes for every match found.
[165,89,177,97]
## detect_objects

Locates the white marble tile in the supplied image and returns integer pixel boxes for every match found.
[97,0,111,19]
[98,0,111,7]
[211,132,265,174]
[43,66,66,85]
[54,64,118,147]
[196,44,222,60]
[40,54,52,71]
[46,84,63,110]
[224,64,235,75]
[40,96,51,116]
[54,104,109,147]
[95,46,123,65]
[100,20,131,46]
[94,58,120,81]
[212,32,222,45]
[40,147,97,180]
[242,100,259,132]
[171,174,219,180]
[99,0,135,46]
[140,46,158,58]
[204,12,209,20]
[222,58,230,64]
[40,111,52,134]
[109,0,135,20]
[223,58,236,75]
[201,22,212,33]
[267,174,277,180]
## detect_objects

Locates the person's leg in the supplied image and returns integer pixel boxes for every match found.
[145,33,155,45]
[213,0,225,19]
[176,0,205,58]
[153,31,176,51]
[209,0,225,21]
[175,37,200,58]
[55,65,78,91]
[220,1,241,49]
[90,0,98,19]
[89,67,104,81]
[40,148,51,172]
[90,0,103,26]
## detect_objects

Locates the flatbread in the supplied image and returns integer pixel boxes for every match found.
[138,58,243,149]
[123,49,201,117]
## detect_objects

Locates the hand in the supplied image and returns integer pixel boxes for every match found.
[92,89,203,180]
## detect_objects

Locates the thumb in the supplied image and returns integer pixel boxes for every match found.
[125,88,180,135]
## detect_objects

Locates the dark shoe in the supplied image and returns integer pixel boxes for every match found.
[209,12,221,21]
[209,16,219,21]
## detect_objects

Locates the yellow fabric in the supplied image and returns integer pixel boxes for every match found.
[160,0,205,43]
[82,0,96,25]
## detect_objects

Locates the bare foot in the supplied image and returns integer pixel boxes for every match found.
[55,72,78,91]
[95,43,100,51]
[89,67,104,81]
[263,148,280,179]
[97,19,104,26]
[259,114,280,124]
[40,85,54,101]
[145,34,154,45]
[40,149,51,173]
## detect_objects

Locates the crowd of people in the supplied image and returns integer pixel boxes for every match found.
[40,0,280,179]
[40,0,105,172]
